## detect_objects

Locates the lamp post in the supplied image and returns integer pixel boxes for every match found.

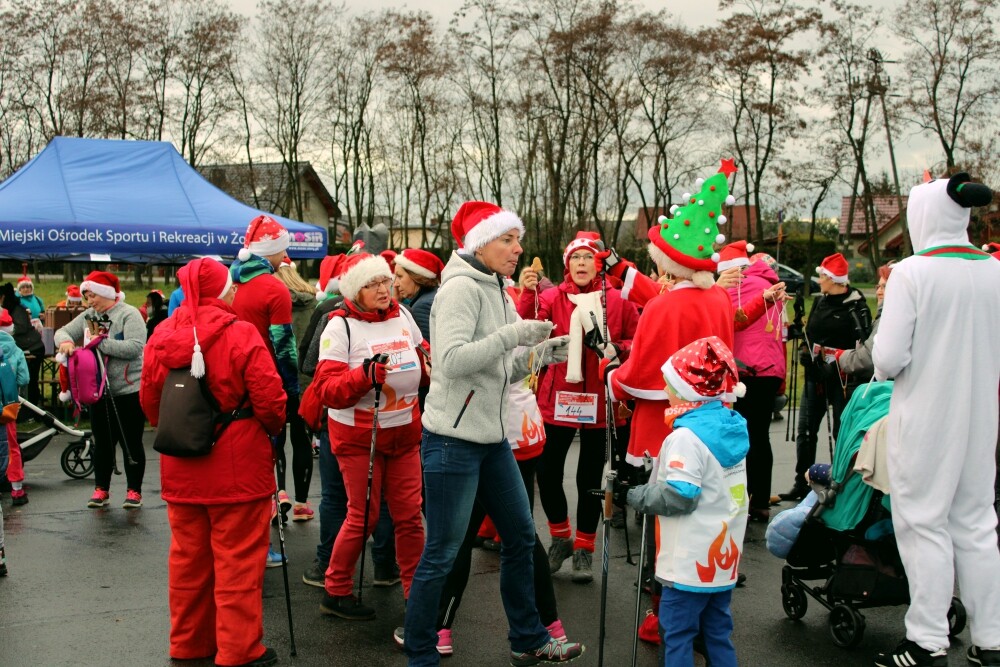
[867,49,911,257]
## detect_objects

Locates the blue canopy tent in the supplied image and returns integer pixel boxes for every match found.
[0,137,327,262]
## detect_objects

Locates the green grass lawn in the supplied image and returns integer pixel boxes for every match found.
[16,279,178,311]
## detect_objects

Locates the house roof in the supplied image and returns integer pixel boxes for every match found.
[839,195,907,236]
[199,162,339,220]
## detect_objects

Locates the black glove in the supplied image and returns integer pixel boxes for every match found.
[362,354,388,388]
[798,346,813,368]
[822,360,841,380]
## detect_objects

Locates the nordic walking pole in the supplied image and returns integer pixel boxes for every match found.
[356,353,388,606]
[598,469,616,667]
[631,513,649,667]
[272,456,297,656]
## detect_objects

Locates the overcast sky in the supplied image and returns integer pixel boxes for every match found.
[225,0,941,214]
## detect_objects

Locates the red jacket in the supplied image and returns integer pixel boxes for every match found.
[517,278,639,429]
[140,298,287,505]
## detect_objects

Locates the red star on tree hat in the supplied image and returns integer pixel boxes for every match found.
[816,253,849,284]
[716,240,755,272]
[451,201,525,253]
[661,335,745,403]
[238,215,290,262]
[395,248,445,281]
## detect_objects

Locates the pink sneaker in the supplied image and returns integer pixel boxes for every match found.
[122,489,142,509]
[277,489,292,511]
[546,619,568,642]
[87,488,110,508]
[437,628,453,656]
[292,502,315,521]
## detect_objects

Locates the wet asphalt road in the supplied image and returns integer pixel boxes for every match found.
[0,415,985,667]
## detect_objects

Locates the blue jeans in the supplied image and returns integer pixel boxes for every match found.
[315,430,396,569]
[404,429,548,666]
[659,586,736,667]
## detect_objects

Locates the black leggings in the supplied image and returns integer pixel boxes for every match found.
[274,394,313,503]
[734,376,782,511]
[25,353,42,407]
[91,391,146,493]
[537,424,607,536]
[437,456,559,630]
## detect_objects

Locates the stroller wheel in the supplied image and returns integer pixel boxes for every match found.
[781,583,808,620]
[828,604,865,648]
[948,597,967,638]
[61,439,94,480]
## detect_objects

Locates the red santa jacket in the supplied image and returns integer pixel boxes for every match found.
[141,298,287,505]
[517,278,639,429]
[608,283,735,464]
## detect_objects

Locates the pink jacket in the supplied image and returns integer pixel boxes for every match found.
[728,262,786,380]
[518,278,639,429]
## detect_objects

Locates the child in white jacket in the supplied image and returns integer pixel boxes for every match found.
[628,336,749,667]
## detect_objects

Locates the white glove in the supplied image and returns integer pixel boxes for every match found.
[593,342,620,361]
[509,319,554,347]
[533,335,570,366]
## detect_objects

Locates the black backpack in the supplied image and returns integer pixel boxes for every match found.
[153,369,252,458]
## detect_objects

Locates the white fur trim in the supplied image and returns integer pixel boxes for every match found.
[717,257,750,272]
[80,279,118,301]
[238,248,252,261]
[16,277,31,287]
[0,325,13,335]
[59,390,72,403]
[394,253,437,280]
[246,230,289,259]
[217,272,233,299]
[661,359,724,403]
[339,256,393,302]
[647,243,690,279]
[817,266,849,284]
[562,237,603,266]
[55,352,68,364]
[691,271,715,289]
[461,210,525,252]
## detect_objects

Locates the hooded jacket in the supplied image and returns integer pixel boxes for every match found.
[729,262,786,380]
[629,401,749,591]
[422,251,534,444]
[140,298,287,504]
[517,277,639,429]
[0,331,29,387]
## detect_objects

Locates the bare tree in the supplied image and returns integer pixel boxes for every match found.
[712,0,820,243]
[899,0,1000,169]
[254,0,335,221]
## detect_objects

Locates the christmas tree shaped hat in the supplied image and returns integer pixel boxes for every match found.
[647,158,738,274]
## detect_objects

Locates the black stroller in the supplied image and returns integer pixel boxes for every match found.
[776,381,967,648]
[16,397,95,479]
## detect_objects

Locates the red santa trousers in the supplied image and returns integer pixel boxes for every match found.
[5,423,23,483]
[166,498,271,666]
[324,444,424,598]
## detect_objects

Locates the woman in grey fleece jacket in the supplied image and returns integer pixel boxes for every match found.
[55,271,146,509]
[403,201,581,667]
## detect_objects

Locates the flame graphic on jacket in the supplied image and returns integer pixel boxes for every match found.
[377,383,417,413]
[516,413,543,448]
[695,522,740,582]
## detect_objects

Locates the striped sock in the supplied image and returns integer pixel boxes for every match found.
[548,519,571,540]
[574,531,596,552]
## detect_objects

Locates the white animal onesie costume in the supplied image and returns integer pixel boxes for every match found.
[873,174,1000,652]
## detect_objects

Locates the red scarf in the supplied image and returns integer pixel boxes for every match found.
[337,297,401,323]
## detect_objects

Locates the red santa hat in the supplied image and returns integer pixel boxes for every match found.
[80,271,124,302]
[17,275,32,289]
[562,231,605,268]
[982,242,1000,259]
[716,240,755,272]
[66,284,82,303]
[315,254,347,299]
[380,249,397,273]
[451,201,525,253]
[177,258,233,378]
[661,335,745,403]
[816,252,849,284]
[0,308,13,334]
[395,248,445,281]
[338,253,393,303]
[237,215,290,262]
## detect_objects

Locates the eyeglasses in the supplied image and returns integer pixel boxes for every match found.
[362,277,392,292]
[569,253,595,262]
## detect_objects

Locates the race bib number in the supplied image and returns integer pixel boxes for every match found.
[554,391,598,424]
[366,336,419,374]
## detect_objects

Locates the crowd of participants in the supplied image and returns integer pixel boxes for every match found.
[0,166,999,667]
